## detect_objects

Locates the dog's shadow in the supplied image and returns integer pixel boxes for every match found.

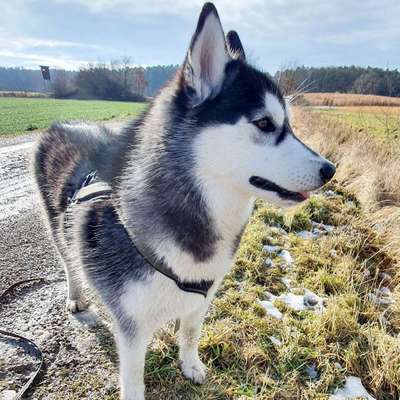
[71,310,180,369]
[71,307,118,365]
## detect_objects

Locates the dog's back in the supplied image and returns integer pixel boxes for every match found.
[34,121,127,226]
[33,121,136,311]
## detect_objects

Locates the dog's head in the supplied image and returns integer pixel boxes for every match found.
[179,3,335,207]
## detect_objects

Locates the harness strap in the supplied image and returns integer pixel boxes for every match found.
[127,238,213,297]
[69,172,214,298]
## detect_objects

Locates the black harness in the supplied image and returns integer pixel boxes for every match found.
[69,172,214,298]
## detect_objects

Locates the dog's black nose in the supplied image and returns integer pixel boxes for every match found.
[320,162,336,183]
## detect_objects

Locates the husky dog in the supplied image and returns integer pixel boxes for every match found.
[34,3,335,399]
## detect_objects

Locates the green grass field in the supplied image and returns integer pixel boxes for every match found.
[315,106,400,139]
[0,98,147,135]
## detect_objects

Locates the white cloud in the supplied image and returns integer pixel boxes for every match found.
[0,36,100,51]
[0,0,100,69]
[0,49,91,69]
[51,0,400,48]
[0,0,399,69]
[0,33,103,69]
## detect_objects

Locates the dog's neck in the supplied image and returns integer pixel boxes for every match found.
[119,84,253,279]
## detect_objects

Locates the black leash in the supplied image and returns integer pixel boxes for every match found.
[69,172,214,298]
[0,278,46,399]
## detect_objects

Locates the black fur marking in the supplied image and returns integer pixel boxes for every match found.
[249,176,307,202]
[82,204,154,282]
[179,62,284,126]
[126,138,221,263]
[275,120,289,145]
[81,203,154,336]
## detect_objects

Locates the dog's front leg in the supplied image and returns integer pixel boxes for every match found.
[116,324,151,400]
[178,304,209,384]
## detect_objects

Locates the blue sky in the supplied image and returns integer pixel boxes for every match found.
[1,0,399,72]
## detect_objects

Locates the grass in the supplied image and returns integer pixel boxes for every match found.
[131,188,399,399]
[302,93,400,107]
[0,98,147,135]
[44,184,400,400]
[314,107,400,139]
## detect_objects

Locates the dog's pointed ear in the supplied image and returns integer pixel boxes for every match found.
[226,30,246,61]
[183,3,230,105]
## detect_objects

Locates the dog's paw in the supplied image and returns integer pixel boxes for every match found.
[181,359,207,384]
[66,298,89,313]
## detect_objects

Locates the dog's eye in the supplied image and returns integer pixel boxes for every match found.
[253,117,275,133]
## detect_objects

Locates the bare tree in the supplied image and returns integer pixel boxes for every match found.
[52,70,75,98]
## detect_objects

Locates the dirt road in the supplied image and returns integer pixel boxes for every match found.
[0,122,126,399]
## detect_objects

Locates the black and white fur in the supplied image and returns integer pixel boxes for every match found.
[34,3,335,399]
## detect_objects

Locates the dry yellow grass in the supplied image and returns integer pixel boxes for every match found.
[294,106,400,260]
[302,93,400,107]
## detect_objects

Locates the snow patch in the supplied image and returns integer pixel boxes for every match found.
[363,269,371,278]
[279,293,307,311]
[297,223,334,240]
[325,190,337,198]
[258,299,283,320]
[260,290,324,319]
[298,230,318,239]
[268,336,282,346]
[280,277,292,290]
[329,376,375,400]
[279,250,293,266]
[0,390,17,400]
[263,245,280,253]
[305,363,318,380]
[262,245,293,267]
[368,288,395,306]
[279,290,324,313]
[264,258,274,268]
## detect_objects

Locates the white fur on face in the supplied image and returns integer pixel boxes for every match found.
[193,106,329,208]
[265,92,285,127]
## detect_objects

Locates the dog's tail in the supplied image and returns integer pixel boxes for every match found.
[34,122,108,224]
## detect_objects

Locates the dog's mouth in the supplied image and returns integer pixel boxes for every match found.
[249,176,310,202]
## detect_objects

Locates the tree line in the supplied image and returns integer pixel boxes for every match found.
[276,65,400,97]
[1,64,400,100]
[0,61,179,100]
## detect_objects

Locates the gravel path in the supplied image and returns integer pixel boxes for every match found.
[0,121,127,399]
